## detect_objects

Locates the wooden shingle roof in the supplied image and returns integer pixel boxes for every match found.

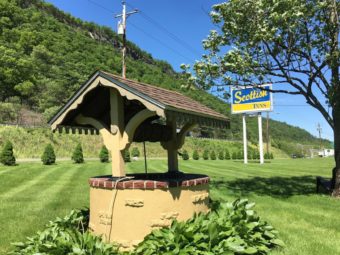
[49,71,229,131]
[101,71,228,122]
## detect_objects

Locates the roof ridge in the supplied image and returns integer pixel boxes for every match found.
[100,70,184,96]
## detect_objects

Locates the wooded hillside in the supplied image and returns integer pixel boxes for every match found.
[0,0,331,153]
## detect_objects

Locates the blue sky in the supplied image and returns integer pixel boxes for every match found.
[45,0,334,142]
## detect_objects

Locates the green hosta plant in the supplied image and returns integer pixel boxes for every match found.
[10,209,120,255]
[135,199,284,255]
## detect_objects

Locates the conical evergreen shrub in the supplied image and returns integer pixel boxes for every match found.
[203,150,209,160]
[124,149,131,162]
[210,151,216,160]
[0,141,16,166]
[41,144,56,165]
[192,150,199,160]
[131,147,140,158]
[72,143,84,163]
[225,149,231,160]
[182,150,189,160]
[232,151,237,160]
[99,146,109,163]
[218,151,224,160]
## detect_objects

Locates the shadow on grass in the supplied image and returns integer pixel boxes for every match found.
[210,175,316,198]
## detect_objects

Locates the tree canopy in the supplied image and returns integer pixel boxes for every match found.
[191,0,340,194]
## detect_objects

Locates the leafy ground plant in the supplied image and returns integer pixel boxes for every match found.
[9,200,283,255]
[9,209,119,255]
[135,199,284,255]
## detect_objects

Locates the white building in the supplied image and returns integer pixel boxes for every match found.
[318,149,335,157]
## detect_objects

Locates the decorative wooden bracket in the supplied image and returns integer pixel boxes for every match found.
[120,109,156,150]
[161,122,197,150]
[75,115,114,150]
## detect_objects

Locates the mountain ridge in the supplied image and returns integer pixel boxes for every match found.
[0,0,332,155]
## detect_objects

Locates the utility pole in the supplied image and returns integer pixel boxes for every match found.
[317,123,322,150]
[115,1,138,78]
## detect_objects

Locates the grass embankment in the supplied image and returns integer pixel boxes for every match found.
[0,126,288,159]
[0,158,338,254]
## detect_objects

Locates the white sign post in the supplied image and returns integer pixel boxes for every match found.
[231,85,273,164]
[258,112,264,164]
[242,114,248,164]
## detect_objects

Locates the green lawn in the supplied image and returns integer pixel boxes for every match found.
[0,158,339,254]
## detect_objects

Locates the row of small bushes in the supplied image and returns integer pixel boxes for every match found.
[181,149,274,160]
[10,199,284,254]
[0,141,142,166]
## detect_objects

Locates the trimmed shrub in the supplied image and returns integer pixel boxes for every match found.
[237,151,243,160]
[224,149,231,160]
[41,144,56,165]
[232,151,237,160]
[72,143,84,163]
[124,149,131,162]
[203,150,209,160]
[131,147,140,158]
[218,151,224,160]
[192,150,199,160]
[182,150,189,160]
[0,141,16,166]
[99,146,109,163]
[270,152,274,159]
[210,150,216,160]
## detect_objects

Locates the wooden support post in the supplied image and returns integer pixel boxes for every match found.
[167,119,179,172]
[110,89,125,177]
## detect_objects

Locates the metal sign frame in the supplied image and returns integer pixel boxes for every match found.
[231,84,273,114]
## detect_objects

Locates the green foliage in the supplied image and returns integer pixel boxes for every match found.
[124,149,131,163]
[135,199,284,255]
[0,102,20,123]
[203,150,209,160]
[191,0,339,170]
[99,146,109,163]
[193,150,200,160]
[218,151,224,160]
[232,151,237,160]
[210,150,217,160]
[182,150,189,160]
[0,141,16,166]
[72,143,84,164]
[225,149,231,160]
[41,144,56,165]
[237,151,244,160]
[264,152,274,160]
[131,147,140,158]
[0,0,331,152]
[10,209,120,255]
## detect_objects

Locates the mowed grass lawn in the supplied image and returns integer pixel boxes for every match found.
[0,158,339,254]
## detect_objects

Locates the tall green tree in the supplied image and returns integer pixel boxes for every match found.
[191,0,340,196]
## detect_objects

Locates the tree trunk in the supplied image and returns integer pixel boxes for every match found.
[331,104,340,196]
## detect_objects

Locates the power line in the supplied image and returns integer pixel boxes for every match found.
[86,0,193,63]
[126,20,193,62]
[87,0,112,13]
[126,2,202,58]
